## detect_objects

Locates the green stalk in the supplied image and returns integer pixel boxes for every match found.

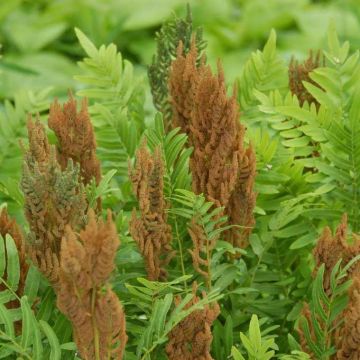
[174,215,187,290]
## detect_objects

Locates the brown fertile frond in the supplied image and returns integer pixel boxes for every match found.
[78,209,119,287]
[169,45,257,248]
[48,93,101,186]
[188,217,216,284]
[169,39,201,134]
[21,121,87,284]
[289,50,324,109]
[57,209,127,359]
[190,62,244,209]
[225,145,256,249]
[0,208,29,310]
[298,216,360,358]
[166,282,220,360]
[313,214,360,294]
[25,115,50,168]
[336,276,360,360]
[129,142,173,281]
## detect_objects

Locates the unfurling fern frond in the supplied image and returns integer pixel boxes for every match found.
[148,5,206,129]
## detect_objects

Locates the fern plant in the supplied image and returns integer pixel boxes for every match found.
[254,23,360,231]
[298,256,360,359]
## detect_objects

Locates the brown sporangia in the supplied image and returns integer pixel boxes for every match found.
[48,93,101,186]
[336,276,360,360]
[313,214,360,294]
[299,215,360,358]
[169,39,203,135]
[57,209,127,359]
[289,50,324,109]
[129,141,174,281]
[21,117,86,284]
[225,146,257,249]
[166,283,220,360]
[169,40,256,249]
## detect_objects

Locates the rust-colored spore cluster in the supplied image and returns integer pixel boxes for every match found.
[313,214,360,293]
[169,40,256,248]
[289,50,324,108]
[21,117,87,284]
[226,146,256,248]
[169,41,201,135]
[57,209,127,360]
[166,283,220,360]
[0,208,28,309]
[299,215,360,359]
[336,276,360,359]
[129,142,173,281]
[49,94,101,186]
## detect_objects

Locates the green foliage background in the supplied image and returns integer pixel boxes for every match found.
[1,0,360,98]
[1,0,360,359]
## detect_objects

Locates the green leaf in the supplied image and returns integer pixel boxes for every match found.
[74,28,99,59]
[249,314,262,350]
[231,346,246,360]
[40,320,62,360]
[5,235,20,291]
[20,296,33,349]
[23,265,40,304]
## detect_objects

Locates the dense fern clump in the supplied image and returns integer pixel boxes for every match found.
[2,3,360,360]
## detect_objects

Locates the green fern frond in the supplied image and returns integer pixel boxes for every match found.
[238,29,288,122]
[170,189,228,242]
[74,28,145,180]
